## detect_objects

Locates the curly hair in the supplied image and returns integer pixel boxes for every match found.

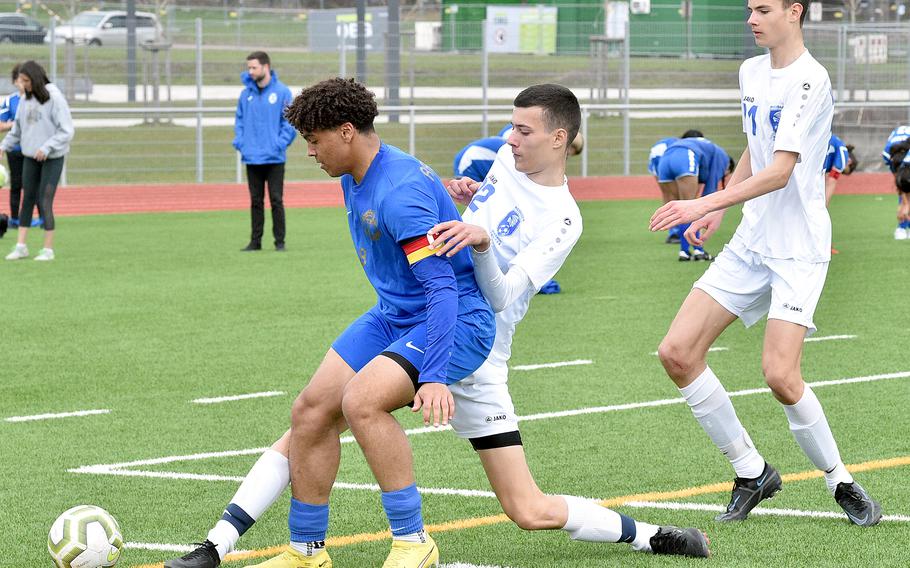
[889,139,910,172]
[285,77,378,135]
[843,144,858,175]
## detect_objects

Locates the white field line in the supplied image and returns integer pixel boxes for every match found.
[511,359,593,371]
[624,500,910,522]
[5,409,110,423]
[70,371,910,482]
[191,391,285,404]
[804,334,858,343]
[651,347,728,356]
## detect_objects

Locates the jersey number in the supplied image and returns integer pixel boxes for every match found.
[467,180,496,212]
[743,103,758,136]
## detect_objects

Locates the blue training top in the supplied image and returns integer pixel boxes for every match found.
[453,137,507,181]
[0,93,21,152]
[669,137,730,196]
[648,137,678,176]
[232,70,296,165]
[882,125,910,172]
[823,134,849,174]
[343,143,491,383]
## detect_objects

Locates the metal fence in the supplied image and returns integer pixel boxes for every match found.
[54,100,907,186]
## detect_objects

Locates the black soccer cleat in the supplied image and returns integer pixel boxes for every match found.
[665,233,681,244]
[691,250,714,261]
[650,526,710,558]
[678,250,692,262]
[715,462,782,522]
[164,540,221,568]
[835,481,882,527]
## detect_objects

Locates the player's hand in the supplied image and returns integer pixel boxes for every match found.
[447,178,480,205]
[649,199,710,232]
[412,382,454,427]
[428,220,491,256]
[34,149,47,162]
[685,210,724,247]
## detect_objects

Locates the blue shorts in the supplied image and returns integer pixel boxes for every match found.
[332,303,495,386]
[657,146,699,183]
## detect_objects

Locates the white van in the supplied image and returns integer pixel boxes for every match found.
[47,10,162,46]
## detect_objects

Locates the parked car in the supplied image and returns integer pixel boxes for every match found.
[0,12,46,44]
[46,10,162,46]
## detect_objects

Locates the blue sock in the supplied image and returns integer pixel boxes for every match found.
[381,483,423,536]
[669,225,681,238]
[901,220,910,230]
[289,498,329,543]
[679,223,692,254]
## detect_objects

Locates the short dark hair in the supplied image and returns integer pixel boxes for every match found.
[285,77,378,134]
[843,144,858,175]
[513,84,581,145]
[681,129,704,138]
[18,60,50,104]
[890,140,910,173]
[896,164,910,194]
[246,51,270,67]
[11,63,20,82]
[783,0,809,26]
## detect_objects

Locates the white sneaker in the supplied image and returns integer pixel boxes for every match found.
[895,227,910,240]
[5,244,28,260]
[34,248,55,261]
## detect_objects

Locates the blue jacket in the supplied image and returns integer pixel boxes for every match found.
[0,92,21,152]
[233,71,296,165]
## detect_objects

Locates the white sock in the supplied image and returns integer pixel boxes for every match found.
[206,449,290,559]
[782,386,853,494]
[289,540,326,556]
[561,496,658,552]
[392,529,428,544]
[679,366,765,478]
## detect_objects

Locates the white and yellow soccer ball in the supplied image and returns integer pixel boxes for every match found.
[0,164,8,188]
[48,505,123,568]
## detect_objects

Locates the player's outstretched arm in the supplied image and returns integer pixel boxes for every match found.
[446,178,481,205]
[685,148,752,246]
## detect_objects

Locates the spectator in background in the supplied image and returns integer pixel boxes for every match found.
[234,51,295,252]
[0,64,40,231]
[1,61,73,261]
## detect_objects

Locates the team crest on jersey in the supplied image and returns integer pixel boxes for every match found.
[419,164,435,179]
[361,210,381,241]
[769,105,783,134]
[495,207,524,239]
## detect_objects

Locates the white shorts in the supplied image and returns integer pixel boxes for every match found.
[693,243,828,334]
[448,360,519,440]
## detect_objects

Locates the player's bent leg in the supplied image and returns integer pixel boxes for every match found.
[763,320,882,526]
[165,431,293,568]
[658,288,735,386]
[342,355,438,568]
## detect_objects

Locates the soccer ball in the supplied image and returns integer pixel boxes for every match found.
[0,164,7,188]
[48,505,123,568]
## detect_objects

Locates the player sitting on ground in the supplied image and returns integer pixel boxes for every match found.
[649,129,704,244]
[882,125,910,240]
[656,136,733,261]
[163,85,710,568]
[649,0,882,527]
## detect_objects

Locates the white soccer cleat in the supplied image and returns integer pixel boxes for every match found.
[894,227,910,240]
[5,244,28,260]
[34,248,55,261]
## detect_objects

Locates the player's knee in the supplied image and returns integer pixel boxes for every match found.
[761,363,802,403]
[291,388,335,432]
[503,499,553,531]
[339,387,370,426]
[657,338,695,380]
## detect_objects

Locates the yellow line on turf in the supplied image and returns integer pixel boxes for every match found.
[131,455,910,567]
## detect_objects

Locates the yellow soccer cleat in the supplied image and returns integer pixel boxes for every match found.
[381,534,439,568]
[245,547,331,568]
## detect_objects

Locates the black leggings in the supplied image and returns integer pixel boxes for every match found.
[6,149,25,221]
[20,156,63,231]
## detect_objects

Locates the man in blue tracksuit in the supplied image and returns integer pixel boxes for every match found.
[234,51,296,251]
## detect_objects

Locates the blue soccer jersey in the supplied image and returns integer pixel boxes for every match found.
[824,134,849,175]
[453,137,507,181]
[343,143,489,325]
[659,138,730,195]
[648,137,678,176]
[883,126,910,172]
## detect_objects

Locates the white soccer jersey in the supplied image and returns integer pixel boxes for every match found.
[736,50,833,263]
[461,144,583,371]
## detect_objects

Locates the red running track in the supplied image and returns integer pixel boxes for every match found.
[0,172,896,217]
